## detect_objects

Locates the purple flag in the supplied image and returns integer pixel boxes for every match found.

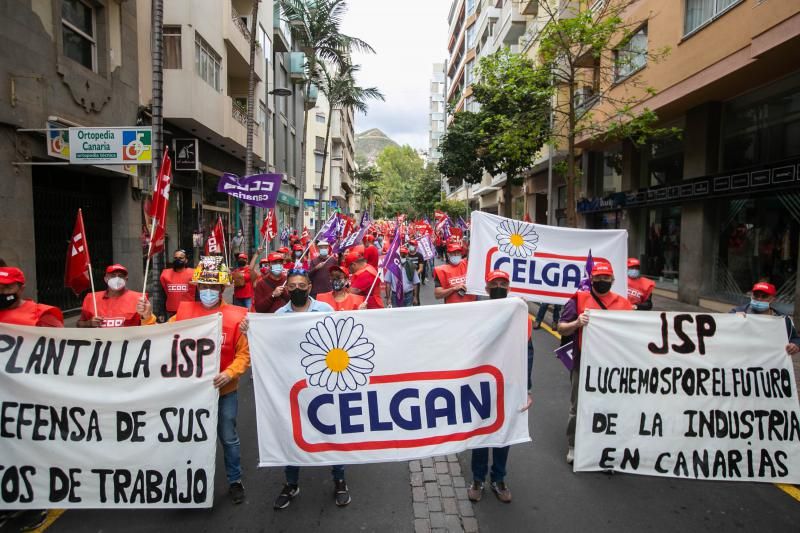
[381,229,404,306]
[441,217,451,240]
[457,216,468,230]
[333,225,368,255]
[320,213,340,243]
[280,226,289,246]
[359,210,371,229]
[555,341,575,371]
[578,249,594,292]
[217,173,282,208]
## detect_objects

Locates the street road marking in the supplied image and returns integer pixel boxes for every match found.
[32,509,65,532]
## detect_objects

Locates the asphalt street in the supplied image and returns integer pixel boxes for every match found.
[31,272,800,533]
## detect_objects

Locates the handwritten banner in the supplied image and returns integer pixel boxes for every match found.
[217,173,282,208]
[575,311,800,483]
[0,316,221,508]
[248,299,531,466]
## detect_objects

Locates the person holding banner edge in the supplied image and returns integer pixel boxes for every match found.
[557,261,633,464]
[166,257,250,505]
[77,264,155,328]
[730,281,800,355]
[434,242,477,304]
[467,269,534,504]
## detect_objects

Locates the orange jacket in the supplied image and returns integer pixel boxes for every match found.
[0,300,63,327]
[434,261,477,304]
[316,291,365,311]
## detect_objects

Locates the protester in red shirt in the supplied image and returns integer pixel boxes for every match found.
[309,240,336,297]
[160,249,196,317]
[232,253,254,308]
[346,250,384,309]
[78,264,154,327]
[254,252,290,313]
[363,235,379,269]
[626,258,655,310]
[316,265,365,311]
[434,243,477,304]
[291,244,309,270]
[0,266,63,327]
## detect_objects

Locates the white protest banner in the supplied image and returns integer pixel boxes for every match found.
[248,299,530,466]
[574,311,800,483]
[417,235,435,261]
[465,211,627,305]
[0,316,221,508]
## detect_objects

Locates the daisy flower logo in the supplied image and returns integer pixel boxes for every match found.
[300,316,375,392]
[496,219,538,258]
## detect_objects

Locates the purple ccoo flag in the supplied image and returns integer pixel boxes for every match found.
[381,229,404,306]
[217,173,282,208]
[578,249,594,292]
[333,225,368,255]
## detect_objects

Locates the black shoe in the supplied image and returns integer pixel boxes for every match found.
[19,510,49,532]
[274,483,300,510]
[334,479,351,507]
[229,482,245,504]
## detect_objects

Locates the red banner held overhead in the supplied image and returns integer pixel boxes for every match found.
[148,151,172,257]
[205,216,225,255]
[64,209,91,295]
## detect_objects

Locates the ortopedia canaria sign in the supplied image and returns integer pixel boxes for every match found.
[248,299,531,465]
[465,211,628,305]
[68,127,152,165]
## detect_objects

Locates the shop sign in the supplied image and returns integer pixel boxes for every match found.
[46,122,137,176]
[67,127,152,165]
[278,192,300,207]
[173,139,199,171]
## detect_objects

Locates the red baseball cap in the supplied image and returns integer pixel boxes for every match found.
[752,282,776,296]
[366,235,375,242]
[237,253,248,260]
[278,247,289,254]
[105,264,128,275]
[409,239,418,246]
[446,242,462,253]
[329,264,349,278]
[292,244,303,251]
[627,258,640,268]
[344,250,364,266]
[591,262,614,277]
[486,269,510,283]
[400,246,409,254]
[0,267,25,285]
[267,252,284,262]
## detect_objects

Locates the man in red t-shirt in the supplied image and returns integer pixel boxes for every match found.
[626,258,655,310]
[78,264,155,327]
[160,249,196,317]
[0,267,63,327]
[253,252,290,313]
[346,251,384,309]
[232,253,254,308]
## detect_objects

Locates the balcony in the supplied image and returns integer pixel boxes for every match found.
[223,1,264,81]
[273,2,292,52]
[495,0,529,46]
[519,0,538,15]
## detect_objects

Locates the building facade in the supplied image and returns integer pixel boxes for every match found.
[428,63,446,166]
[573,1,800,315]
[0,0,142,312]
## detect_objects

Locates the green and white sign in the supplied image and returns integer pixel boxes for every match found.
[68,127,152,165]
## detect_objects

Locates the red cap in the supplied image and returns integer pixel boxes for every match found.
[627,258,640,268]
[237,253,248,261]
[259,258,269,265]
[267,252,284,262]
[446,242,462,253]
[752,282,776,296]
[105,264,128,275]
[351,244,365,256]
[400,246,409,254]
[366,235,375,242]
[409,239,418,246]
[329,264,349,278]
[292,244,303,251]
[278,247,289,254]
[0,267,25,285]
[344,250,364,265]
[486,269,510,283]
[591,262,614,277]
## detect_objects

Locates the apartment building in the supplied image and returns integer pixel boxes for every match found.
[303,93,333,229]
[572,0,800,315]
[0,0,143,311]
[428,63,446,166]
[329,103,357,214]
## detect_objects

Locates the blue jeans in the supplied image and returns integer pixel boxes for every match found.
[218,391,242,484]
[285,465,345,485]
[392,291,414,308]
[233,297,252,309]
[471,446,510,483]
[536,303,561,325]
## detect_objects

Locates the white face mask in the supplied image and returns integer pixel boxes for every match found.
[448,255,462,266]
[107,277,126,291]
[319,248,329,257]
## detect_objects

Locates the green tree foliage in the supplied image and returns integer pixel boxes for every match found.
[433,199,468,221]
[370,146,441,219]
[354,165,382,217]
[437,111,484,189]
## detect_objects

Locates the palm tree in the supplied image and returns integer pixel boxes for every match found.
[316,62,383,229]
[279,0,375,231]
[242,0,260,253]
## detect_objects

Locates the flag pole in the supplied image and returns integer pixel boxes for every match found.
[141,218,158,297]
[79,209,99,317]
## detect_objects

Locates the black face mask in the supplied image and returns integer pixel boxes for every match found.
[173,259,186,269]
[237,260,247,267]
[592,280,612,294]
[488,287,508,300]
[332,280,346,291]
[289,288,309,307]
[0,293,18,310]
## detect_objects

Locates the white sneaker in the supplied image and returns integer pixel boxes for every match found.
[566,447,575,464]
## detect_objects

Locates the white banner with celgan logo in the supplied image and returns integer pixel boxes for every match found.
[465,211,628,305]
[248,299,531,465]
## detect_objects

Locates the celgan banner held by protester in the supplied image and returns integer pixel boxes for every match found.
[248,299,531,466]
[574,311,800,483]
[0,316,221,508]
[465,211,627,305]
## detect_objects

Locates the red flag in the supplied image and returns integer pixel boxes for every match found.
[340,215,355,240]
[301,226,310,244]
[148,151,172,257]
[434,210,446,223]
[65,209,91,295]
[261,209,278,240]
[523,213,532,223]
[205,216,225,254]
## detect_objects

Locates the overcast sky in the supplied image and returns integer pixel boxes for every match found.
[340,0,451,150]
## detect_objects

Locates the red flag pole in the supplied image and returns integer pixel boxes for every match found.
[141,216,158,297]
[79,209,99,317]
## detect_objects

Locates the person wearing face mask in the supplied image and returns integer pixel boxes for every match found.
[160,249,196,317]
[231,253,254,309]
[730,281,800,356]
[291,244,309,270]
[626,257,654,310]
[0,266,62,532]
[363,235,379,269]
[346,251,385,309]
[253,252,290,313]
[273,270,352,509]
[231,228,246,255]
[467,270,533,504]
[557,261,632,464]
[406,239,426,300]
[309,240,336,297]
[167,257,250,505]
[315,265,365,311]
[434,242,477,304]
[77,264,154,327]
[278,246,293,271]
[384,246,420,307]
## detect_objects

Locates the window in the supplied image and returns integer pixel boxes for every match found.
[315,136,325,153]
[194,32,221,91]
[163,26,182,69]
[466,24,476,49]
[258,101,267,129]
[316,113,326,124]
[614,25,647,81]
[258,24,271,59]
[465,60,475,85]
[62,0,96,70]
[684,0,740,35]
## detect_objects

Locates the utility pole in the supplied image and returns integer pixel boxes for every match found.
[148,0,165,319]
[243,0,261,253]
